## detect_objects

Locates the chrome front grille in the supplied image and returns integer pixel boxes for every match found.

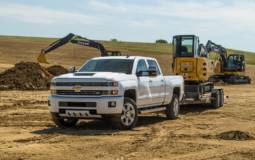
[56,90,108,96]
[55,82,111,87]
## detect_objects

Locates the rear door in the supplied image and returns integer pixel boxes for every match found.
[147,59,165,105]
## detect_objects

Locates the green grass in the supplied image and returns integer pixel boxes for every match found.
[228,49,255,65]
[102,41,172,55]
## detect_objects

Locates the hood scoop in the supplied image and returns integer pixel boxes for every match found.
[74,72,95,76]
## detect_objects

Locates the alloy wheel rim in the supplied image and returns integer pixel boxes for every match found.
[121,103,136,126]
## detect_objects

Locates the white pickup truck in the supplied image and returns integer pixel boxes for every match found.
[49,56,184,129]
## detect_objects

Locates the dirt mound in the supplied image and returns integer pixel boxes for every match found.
[0,62,52,90]
[46,65,68,76]
[217,131,254,141]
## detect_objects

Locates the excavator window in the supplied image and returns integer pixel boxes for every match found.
[173,35,197,58]
[227,55,245,72]
[198,44,208,58]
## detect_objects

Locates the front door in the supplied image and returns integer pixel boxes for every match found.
[147,60,165,105]
[136,59,151,106]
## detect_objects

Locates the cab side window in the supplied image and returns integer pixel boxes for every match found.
[199,45,207,58]
[147,60,161,75]
[136,59,148,76]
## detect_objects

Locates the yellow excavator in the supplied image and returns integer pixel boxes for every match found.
[37,33,121,64]
[172,35,251,84]
[172,35,224,108]
[172,35,251,107]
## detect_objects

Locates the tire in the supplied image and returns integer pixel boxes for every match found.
[166,94,180,120]
[51,113,78,128]
[219,89,224,107]
[211,89,221,109]
[112,98,138,130]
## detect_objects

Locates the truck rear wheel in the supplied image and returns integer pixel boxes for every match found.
[166,94,180,120]
[112,98,138,130]
[51,113,78,128]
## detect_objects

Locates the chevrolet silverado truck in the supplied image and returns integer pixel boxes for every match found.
[48,56,184,130]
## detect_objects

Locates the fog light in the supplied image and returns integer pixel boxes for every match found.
[111,90,118,95]
[51,90,57,95]
[59,109,66,114]
[108,101,116,108]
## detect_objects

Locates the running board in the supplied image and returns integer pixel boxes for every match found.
[138,106,166,114]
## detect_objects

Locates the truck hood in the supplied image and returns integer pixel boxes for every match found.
[53,72,134,82]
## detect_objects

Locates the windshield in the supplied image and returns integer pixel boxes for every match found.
[79,59,134,74]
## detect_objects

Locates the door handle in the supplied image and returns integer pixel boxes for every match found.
[161,79,164,82]
[149,80,153,83]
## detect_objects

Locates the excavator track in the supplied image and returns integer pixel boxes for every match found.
[224,75,251,84]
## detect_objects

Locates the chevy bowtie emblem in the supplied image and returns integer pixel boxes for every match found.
[73,85,82,92]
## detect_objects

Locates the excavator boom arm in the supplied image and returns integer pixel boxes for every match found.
[38,33,110,63]
[206,40,228,67]
[70,38,108,56]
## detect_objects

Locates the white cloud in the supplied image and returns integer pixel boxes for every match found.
[89,0,255,31]
[127,19,158,28]
[89,0,127,13]
[0,3,99,25]
[0,0,254,51]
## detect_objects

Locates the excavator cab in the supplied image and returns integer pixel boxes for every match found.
[226,54,245,72]
[173,35,200,58]
[172,35,213,82]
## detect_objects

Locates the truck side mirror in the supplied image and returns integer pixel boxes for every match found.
[136,71,144,77]
[148,66,157,77]
[68,66,76,73]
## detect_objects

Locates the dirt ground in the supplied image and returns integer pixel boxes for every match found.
[0,65,254,160]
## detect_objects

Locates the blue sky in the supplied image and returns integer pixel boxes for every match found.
[0,0,255,52]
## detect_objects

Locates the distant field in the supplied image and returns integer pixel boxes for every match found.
[0,35,254,74]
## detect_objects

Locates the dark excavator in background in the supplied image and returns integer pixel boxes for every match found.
[37,33,121,63]
[206,40,251,84]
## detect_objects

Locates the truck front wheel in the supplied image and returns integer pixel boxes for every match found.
[112,98,138,130]
[51,113,78,128]
[166,94,180,120]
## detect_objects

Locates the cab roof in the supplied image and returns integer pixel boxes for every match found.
[91,56,156,60]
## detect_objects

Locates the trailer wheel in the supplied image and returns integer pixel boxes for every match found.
[219,89,224,107]
[211,89,222,109]
[166,94,179,120]
[51,113,78,128]
[112,98,138,130]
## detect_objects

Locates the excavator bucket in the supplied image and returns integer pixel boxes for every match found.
[37,53,49,64]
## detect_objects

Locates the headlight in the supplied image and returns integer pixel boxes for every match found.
[108,81,118,87]
[51,90,57,95]
[102,90,118,95]
[51,81,56,87]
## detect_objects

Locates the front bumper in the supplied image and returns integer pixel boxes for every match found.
[48,95,124,118]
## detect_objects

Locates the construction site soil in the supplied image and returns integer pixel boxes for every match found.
[46,65,68,77]
[0,62,67,90]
